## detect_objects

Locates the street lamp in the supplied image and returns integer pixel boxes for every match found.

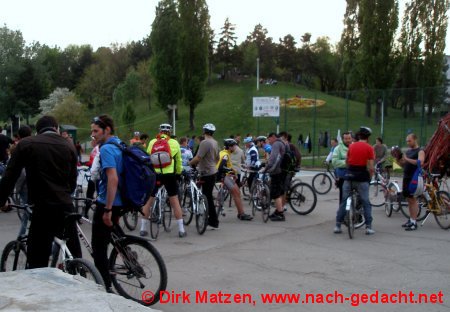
[167,104,177,136]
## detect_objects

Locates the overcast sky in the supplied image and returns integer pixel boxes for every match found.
[1,0,449,53]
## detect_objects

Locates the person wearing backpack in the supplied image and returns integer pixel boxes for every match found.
[279,132,302,210]
[265,133,287,221]
[395,133,425,231]
[140,124,186,238]
[90,114,124,292]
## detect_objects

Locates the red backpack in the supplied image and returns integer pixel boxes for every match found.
[150,134,172,171]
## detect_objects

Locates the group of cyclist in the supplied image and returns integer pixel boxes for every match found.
[0,113,428,291]
[330,126,425,235]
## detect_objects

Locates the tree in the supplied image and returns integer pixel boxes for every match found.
[179,0,210,130]
[245,24,276,77]
[136,60,153,110]
[419,0,449,123]
[122,101,137,133]
[216,18,238,78]
[398,0,423,117]
[52,94,86,126]
[277,34,298,81]
[39,87,71,115]
[310,37,340,92]
[358,0,399,122]
[150,0,182,121]
[0,25,25,121]
[13,59,43,120]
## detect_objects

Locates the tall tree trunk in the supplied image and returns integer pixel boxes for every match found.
[189,105,195,131]
[365,92,372,118]
[374,97,381,125]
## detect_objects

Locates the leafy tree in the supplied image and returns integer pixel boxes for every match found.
[39,87,71,115]
[240,42,258,75]
[179,0,210,130]
[310,37,340,92]
[136,60,153,110]
[418,0,449,123]
[13,59,43,120]
[150,0,182,121]
[52,94,86,126]
[245,24,276,77]
[358,0,399,122]
[122,101,136,133]
[216,18,238,78]
[277,34,298,81]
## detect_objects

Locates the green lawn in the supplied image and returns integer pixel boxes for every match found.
[74,78,443,167]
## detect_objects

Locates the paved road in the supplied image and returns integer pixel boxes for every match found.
[0,172,448,312]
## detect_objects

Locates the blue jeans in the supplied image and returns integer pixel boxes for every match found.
[336,180,373,227]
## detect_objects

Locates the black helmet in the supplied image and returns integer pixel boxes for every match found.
[224,138,237,148]
[359,126,372,137]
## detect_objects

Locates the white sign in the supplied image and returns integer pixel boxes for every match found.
[253,97,280,117]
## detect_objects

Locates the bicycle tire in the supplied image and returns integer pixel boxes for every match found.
[346,196,355,239]
[123,211,139,231]
[434,191,450,230]
[162,199,172,232]
[260,184,271,223]
[288,182,317,215]
[353,195,366,229]
[0,240,27,272]
[181,187,194,226]
[384,184,398,217]
[196,194,209,235]
[312,173,332,195]
[368,181,386,207]
[251,184,262,214]
[73,188,85,214]
[65,258,105,287]
[241,177,250,198]
[109,238,168,306]
[150,199,160,240]
[401,196,425,220]
[216,186,226,218]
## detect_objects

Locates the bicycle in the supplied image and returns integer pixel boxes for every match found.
[343,183,366,239]
[415,173,450,230]
[64,198,168,306]
[250,171,271,222]
[149,183,172,240]
[179,169,209,234]
[73,166,92,214]
[312,162,337,195]
[215,172,234,219]
[1,203,104,288]
[123,210,139,231]
[368,164,389,207]
[286,178,317,215]
[0,204,31,272]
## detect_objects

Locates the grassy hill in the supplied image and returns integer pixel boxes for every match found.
[76,78,444,165]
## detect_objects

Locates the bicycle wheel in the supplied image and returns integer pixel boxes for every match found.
[260,184,271,223]
[181,187,194,226]
[216,187,226,218]
[434,191,450,230]
[345,196,355,239]
[368,181,386,207]
[251,184,262,213]
[150,200,160,240]
[288,182,317,215]
[401,196,425,220]
[109,238,168,306]
[241,177,250,198]
[0,240,27,272]
[384,184,398,217]
[353,196,366,229]
[162,199,172,232]
[196,194,209,235]
[123,211,139,231]
[312,173,332,195]
[65,258,105,287]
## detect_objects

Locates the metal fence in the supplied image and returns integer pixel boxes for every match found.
[249,86,449,167]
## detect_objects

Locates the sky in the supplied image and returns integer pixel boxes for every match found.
[1,0,449,53]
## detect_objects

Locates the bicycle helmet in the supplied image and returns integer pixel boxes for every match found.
[159,123,172,132]
[391,146,403,160]
[359,126,372,137]
[224,138,237,148]
[256,136,267,142]
[243,137,253,144]
[133,131,140,136]
[203,123,216,133]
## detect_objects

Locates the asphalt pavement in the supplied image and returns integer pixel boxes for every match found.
[0,171,448,312]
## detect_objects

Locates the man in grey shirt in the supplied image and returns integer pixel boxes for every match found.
[265,132,287,221]
[190,123,220,229]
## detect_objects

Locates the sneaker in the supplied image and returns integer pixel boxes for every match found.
[333,225,342,234]
[106,287,114,294]
[207,225,219,231]
[405,223,417,231]
[179,231,187,238]
[269,212,285,221]
[401,220,413,228]
[237,213,253,221]
[365,227,375,235]
[139,230,148,237]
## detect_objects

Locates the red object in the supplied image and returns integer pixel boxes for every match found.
[347,142,375,166]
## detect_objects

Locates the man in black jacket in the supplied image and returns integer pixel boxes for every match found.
[0,116,80,268]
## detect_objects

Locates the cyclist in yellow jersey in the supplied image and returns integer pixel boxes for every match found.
[140,124,186,238]
[217,139,253,221]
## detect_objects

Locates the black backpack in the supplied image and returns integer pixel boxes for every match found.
[280,144,296,172]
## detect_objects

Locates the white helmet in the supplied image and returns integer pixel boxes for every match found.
[203,123,216,133]
[159,123,172,132]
